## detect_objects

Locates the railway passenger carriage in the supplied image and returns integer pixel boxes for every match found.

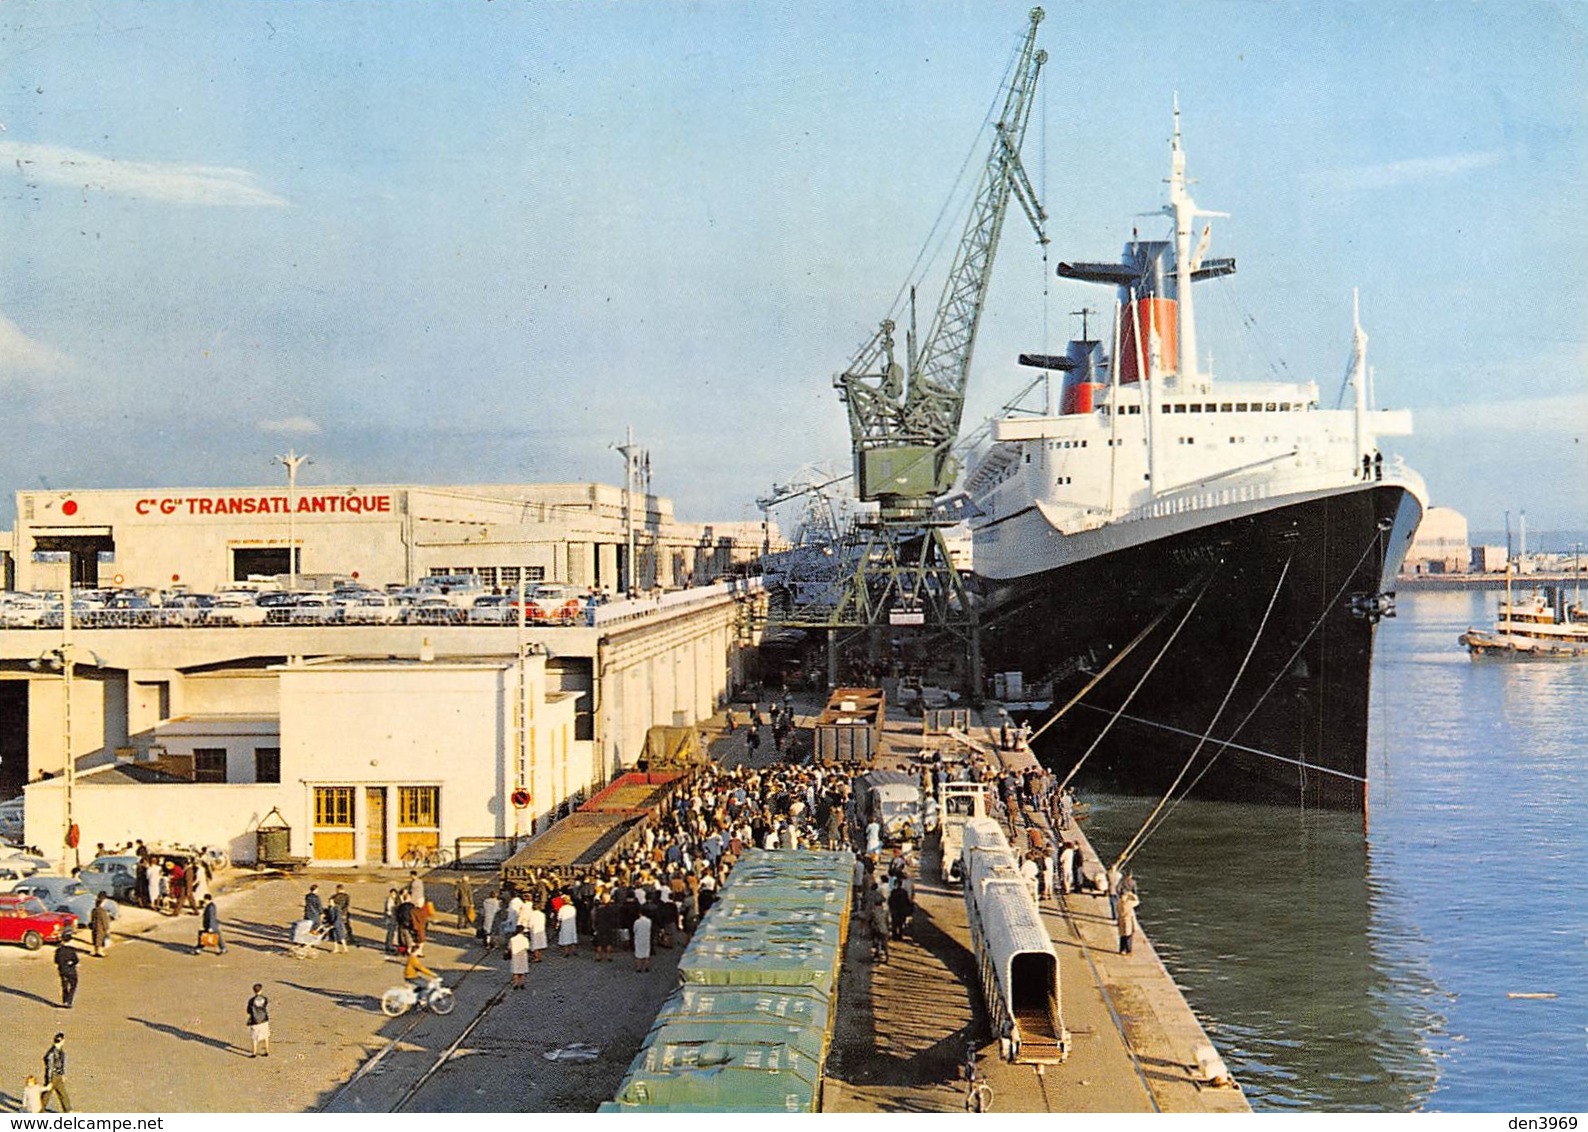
[960,818,1070,1065]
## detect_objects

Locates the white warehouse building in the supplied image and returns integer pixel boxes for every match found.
[2,481,765,596]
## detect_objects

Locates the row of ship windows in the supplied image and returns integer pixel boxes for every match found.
[1101,401,1306,415]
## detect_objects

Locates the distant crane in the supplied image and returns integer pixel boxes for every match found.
[793,7,1048,688]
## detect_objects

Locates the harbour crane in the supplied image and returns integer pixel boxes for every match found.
[792,7,1048,685]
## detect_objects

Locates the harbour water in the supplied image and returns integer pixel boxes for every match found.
[1080,588,1588,1112]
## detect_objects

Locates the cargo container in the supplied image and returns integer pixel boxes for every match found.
[812,686,886,764]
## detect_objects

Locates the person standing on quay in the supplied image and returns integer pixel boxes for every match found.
[556,893,577,957]
[411,897,431,957]
[90,892,112,957]
[331,884,355,948]
[246,984,271,1057]
[1117,887,1140,955]
[454,872,475,931]
[195,894,227,954]
[508,927,530,990]
[632,907,652,973]
[41,1033,71,1112]
[526,899,548,962]
[382,888,399,952]
[54,940,79,1008]
[303,884,323,925]
[408,870,426,908]
[327,898,350,954]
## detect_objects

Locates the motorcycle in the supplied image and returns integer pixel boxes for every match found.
[380,976,456,1017]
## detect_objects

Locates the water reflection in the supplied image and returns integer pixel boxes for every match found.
[1076,590,1588,1111]
[1083,795,1442,1110]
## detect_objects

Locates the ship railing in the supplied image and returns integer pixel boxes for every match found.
[1115,464,1419,527]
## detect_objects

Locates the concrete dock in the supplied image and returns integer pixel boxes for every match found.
[1,693,1245,1114]
[819,703,1249,1114]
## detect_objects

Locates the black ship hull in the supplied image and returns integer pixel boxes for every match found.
[974,484,1422,810]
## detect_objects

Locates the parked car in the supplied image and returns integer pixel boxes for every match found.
[0,860,40,892]
[407,595,462,625]
[466,594,515,625]
[160,592,216,626]
[0,846,53,873]
[516,585,583,625]
[0,594,50,628]
[78,855,140,901]
[98,593,159,627]
[342,593,402,624]
[12,876,119,924]
[0,892,77,950]
[257,591,300,625]
[0,797,23,841]
[289,593,340,624]
[208,593,269,627]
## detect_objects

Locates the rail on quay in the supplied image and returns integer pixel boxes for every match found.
[823,699,1247,1114]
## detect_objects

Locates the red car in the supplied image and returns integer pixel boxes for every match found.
[0,892,77,950]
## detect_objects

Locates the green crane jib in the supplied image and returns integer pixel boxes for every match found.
[837,7,1049,525]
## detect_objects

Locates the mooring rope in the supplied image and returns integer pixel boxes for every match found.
[1023,593,1188,748]
[1055,572,1214,795]
[1115,555,1292,868]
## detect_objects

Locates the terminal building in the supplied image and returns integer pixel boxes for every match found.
[3,481,764,595]
[0,481,769,867]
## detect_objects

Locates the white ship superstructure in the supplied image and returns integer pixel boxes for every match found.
[965,109,1426,809]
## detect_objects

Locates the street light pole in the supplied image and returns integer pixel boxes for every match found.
[273,450,311,590]
[61,574,76,871]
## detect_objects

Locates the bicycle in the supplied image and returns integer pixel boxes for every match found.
[380,976,456,1017]
[964,1041,994,1113]
[400,845,453,870]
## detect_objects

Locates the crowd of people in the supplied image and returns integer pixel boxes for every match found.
[471,761,877,973]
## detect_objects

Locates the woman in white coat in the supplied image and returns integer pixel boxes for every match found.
[555,896,577,957]
[527,904,548,962]
[632,909,653,973]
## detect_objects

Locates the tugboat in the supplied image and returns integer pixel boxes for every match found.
[1460,567,1588,658]
[964,106,1425,810]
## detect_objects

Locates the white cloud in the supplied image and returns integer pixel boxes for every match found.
[0,141,286,207]
[1323,149,1506,194]
[0,313,74,377]
[258,416,323,436]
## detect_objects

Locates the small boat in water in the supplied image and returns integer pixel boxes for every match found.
[1459,571,1588,658]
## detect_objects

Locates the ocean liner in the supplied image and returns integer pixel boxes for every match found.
[965,109,1426,809]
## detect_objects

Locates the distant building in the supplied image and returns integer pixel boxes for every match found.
[1471,545,1509,573]
[1403,506,1469,574]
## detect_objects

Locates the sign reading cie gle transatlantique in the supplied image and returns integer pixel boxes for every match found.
[124,494,396,517]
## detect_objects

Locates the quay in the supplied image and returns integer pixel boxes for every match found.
[1,690,1246,1113]
[818,702,1249,1114]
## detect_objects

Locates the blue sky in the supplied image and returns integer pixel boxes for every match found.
[1,1,1584,530]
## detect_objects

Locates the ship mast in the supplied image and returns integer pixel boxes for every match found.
[1350,289,1369,473]
[1166,95,1224,389]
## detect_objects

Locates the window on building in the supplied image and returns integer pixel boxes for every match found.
[396,786,441,859]
[398,786,440,828]
[254,747,281,784]
[193,748,227,784]
[1189,403,1202,413]
[312,786,356,861]
[1236,402,1249,412]
[476,567,498,588]
[315,787,355,827]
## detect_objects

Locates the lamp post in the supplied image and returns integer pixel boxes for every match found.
[60,576,76,870]
[272,450,311,590]
[612,428,645,596]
